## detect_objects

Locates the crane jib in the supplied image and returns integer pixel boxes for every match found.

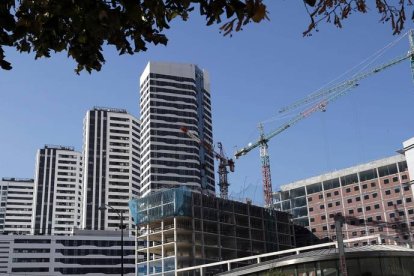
[235,30,414,207]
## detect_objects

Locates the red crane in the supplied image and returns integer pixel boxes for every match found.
[235,30,414,207]
[180,127,235,199]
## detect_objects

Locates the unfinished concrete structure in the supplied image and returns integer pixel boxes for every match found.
[129,188,295,275]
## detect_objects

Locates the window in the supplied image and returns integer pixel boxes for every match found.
[373,193,378,198]
[389,213,395,218]
[328,203,333,208]
[371,182,376,187]
[334,191,339,196]
[349,209,354,214]
[335,201,340,206]
[347,198,352,203]
[320,205,325,210]
[321,215,326,220]
[366,206,371,211]
[409,209,414,215]
[311,228,316,232]
[356,197,361,202]
[384,179,389,184]
[378,227,383,232]
[354,186,359,191]
[385,190,391,195]
[319,194,323,199]
[374,204,380,209]
[388,201,393,206]
[361,230,366,235]
[330,225,335,229]
[310,218,315,222]
[346,188,351,193]
[395,188,400,193]
[362,184,368,189]
[357,208,363,213]
[309,207,313,212]
[329,213,335,218]
[404,186,410,191]
[367,217,373,222]
[402,175,408,180]
[352,232,357,236]
[376,215,382,220]
[326,192,331,197]
[369,228,375,233]
[393,176,398,182]
[364,195,369,200]
[322,226,327,231]
[359,219,364,224]
[397,199,402,205]
[308,197,312,202]
[399,211,405,216]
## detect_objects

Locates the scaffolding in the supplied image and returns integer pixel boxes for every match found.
[129,188,295,276]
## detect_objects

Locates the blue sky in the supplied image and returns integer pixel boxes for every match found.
[1,2,414,205]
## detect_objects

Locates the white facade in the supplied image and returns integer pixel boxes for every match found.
[32,145,83,235]
[403,137,414,181]
[139,62,215,197]
[0,178,34,235]
[82,107,140,232]
[0,230,135,275]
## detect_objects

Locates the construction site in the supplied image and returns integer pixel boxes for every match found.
[129,187,295,275]
[129,29,414,276]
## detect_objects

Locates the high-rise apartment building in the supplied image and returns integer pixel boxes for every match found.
[273,136,414,246]
[82,107,140,232]
[139,62,215,197]
[0,178,34,235]
[32,145,83,235]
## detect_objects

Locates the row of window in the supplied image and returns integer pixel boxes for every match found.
[311,209,414,225]
[309,187,411,211]
[310,181,410,202]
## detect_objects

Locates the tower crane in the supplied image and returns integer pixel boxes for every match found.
[235,30,414,207]
[180,127,235,199]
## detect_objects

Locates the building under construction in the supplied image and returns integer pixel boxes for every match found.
[129,187,295,275]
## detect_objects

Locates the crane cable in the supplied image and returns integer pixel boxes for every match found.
[278,31,409,116]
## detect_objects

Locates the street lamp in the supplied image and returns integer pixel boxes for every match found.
[98,204,125,276]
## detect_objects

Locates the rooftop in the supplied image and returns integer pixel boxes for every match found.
[1,177,34,182]
[278,154,405,191]
[93,106,127,114]
[218,244,414,275]
[44,145,75,151]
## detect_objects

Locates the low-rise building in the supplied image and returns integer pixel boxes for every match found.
[217,244,414,276]
[0,230,135,275]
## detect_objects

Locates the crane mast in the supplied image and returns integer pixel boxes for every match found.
[235,29,414,207]
[180,127,234,199]
[258,124,273,206]
[217,142,230,200]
